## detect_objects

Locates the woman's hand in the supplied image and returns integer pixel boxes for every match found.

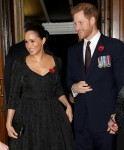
[6,109,16,138]
[107,118,118,134]
[58,95,73,122]
[6,124,18,139]
[0,141,9,150]
[66,104,73,123]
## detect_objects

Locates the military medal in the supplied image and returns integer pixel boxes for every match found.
[98,55,111,68]
[106,55,111,67]
[98,56,103,68]
[102,56,107,67]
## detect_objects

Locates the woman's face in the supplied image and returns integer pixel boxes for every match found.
[25,31,45,55]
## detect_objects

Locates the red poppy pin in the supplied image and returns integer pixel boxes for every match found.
[98,46,104,52]
[49,68,55,73]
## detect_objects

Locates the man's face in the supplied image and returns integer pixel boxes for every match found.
[73,11,94,41]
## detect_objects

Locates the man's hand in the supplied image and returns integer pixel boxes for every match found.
[72,81,92,94]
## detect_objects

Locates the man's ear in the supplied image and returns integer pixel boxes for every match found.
[90,17,96,25]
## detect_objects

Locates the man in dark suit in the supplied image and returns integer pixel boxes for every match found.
[67,2,124,150]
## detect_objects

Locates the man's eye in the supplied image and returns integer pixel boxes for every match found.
[79,22,83,24]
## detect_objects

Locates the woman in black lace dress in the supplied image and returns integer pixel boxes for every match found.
[6,24,74,150]
[107,86,124,150]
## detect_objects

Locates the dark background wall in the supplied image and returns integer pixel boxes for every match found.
[48,34,78,94]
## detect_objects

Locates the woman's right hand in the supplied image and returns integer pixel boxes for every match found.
[6,124,18,138]
[66,104,73,123]
[0,141,9,150]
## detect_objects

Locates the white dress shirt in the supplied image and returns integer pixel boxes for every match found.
[83,31,101,64]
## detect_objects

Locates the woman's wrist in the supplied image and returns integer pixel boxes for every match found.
[66,103,71,108]
[6,120,12,127]
[110,114,116,123]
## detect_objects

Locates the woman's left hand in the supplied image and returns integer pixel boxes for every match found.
[107,119,118,134]
[66,104,73,123]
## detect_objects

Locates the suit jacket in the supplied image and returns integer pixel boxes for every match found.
[67,34,124,132]
[4,40,28,102]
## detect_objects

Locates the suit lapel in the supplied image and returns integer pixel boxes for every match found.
[77,41,86,77]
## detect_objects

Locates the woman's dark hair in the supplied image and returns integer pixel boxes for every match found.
[25,24,46,39]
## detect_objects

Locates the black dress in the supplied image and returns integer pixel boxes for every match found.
[8,54,74,150]
[115,86,124,150]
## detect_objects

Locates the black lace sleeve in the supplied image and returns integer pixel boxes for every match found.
[55,72,65,98]
[115,86,124,128]
[7,60,23,109]
[54,57,64,98]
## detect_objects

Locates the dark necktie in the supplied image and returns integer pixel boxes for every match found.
[85,41,91,71]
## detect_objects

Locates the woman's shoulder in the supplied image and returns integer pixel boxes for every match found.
[45,50,62,72]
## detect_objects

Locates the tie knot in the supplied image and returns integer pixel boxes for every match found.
[87,41,91,45]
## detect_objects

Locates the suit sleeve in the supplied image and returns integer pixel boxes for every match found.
[112,41,124,91]
[7,60,22,110]
[4,46,16,103]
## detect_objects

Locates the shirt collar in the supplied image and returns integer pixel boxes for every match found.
[84,30,101,46]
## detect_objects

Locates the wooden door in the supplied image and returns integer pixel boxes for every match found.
[111,0,124,41]
[0,0,6,143]
[0,40,6,143]
[0,0,13,143]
